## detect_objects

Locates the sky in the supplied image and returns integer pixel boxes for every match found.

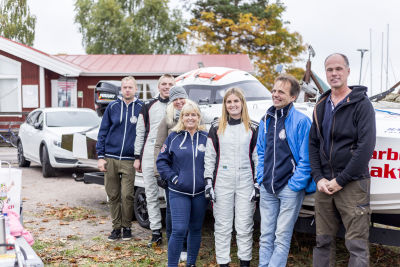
[27,0,400,96]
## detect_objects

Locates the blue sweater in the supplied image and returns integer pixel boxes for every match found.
[256,104,316,194]
[156,130,208,196]
[96,98,143,160]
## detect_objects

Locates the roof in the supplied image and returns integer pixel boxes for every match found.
[53,54,254,76]
[0,36,81,77]
[0,36,254,77]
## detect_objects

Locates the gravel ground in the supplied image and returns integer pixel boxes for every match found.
[0,147,153,253]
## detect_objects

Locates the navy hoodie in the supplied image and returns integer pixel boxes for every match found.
[156,130,208,196]
[96,98,143,160]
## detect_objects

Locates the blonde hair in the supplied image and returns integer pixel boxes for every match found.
[218,87,251,135]
[172,101,206,132]
[121,76,137,87]
[165,99,196,125]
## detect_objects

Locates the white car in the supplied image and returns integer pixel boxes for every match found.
[17,107,101,177]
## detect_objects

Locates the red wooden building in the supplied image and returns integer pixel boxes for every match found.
[0,36,253,123]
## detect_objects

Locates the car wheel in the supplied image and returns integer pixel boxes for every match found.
[17,141,30,167]
[41,145,56,178]
[133,187,150,229]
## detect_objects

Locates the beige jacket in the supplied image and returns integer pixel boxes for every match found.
[153,116,178,177]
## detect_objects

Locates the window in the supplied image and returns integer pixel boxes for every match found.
[136,80,158,101]
[0,56,21,113]
[46,111,100,127]
[51,78,77,107]
[26,111,40,126]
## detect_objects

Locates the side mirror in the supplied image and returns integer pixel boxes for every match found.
[33,122,42,130]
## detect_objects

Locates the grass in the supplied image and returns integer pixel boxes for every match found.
[30,209,400,266]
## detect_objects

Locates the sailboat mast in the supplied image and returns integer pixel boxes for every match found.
[380,32,384,93]
[386,24,389,90]
[369,28,373,96]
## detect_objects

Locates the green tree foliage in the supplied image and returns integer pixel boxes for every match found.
[74,0,185,54]
[181,0,305,88]
[0,0,36,46]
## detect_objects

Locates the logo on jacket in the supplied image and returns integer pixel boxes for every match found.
[279,129,286,140]
[161,144,167,153]
[197,144,206,152]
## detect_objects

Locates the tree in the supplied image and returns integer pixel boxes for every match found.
[0,0,36,46]
[74,0,186,54]
[181,0,305,88]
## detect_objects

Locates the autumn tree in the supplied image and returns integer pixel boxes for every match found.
[181,0,305,87]
[74,0,185,54]
[0,0,36,46]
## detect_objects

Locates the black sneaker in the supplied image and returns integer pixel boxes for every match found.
[122,227,132,241]
[147,230,162,248]
[108,229,121,241]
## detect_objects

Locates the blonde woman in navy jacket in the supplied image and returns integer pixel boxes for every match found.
[156,102,208,267]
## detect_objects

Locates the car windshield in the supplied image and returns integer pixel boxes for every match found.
[46,111,100,127]
[183,80,271,104]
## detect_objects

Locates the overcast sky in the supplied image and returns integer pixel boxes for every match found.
[27,0,400,95]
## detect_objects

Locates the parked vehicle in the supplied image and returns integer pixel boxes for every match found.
[62,67,400,245]
[17,107,100,177]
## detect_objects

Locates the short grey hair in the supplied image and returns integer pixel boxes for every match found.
[324,53,350,67]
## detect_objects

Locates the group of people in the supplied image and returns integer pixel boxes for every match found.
[96,53,376,267]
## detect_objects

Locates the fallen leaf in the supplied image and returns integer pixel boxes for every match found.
[154,248,164,255]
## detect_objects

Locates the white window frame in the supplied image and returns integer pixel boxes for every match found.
[51,78,77,107]
[0,55,22,116]
[137,79,159,101]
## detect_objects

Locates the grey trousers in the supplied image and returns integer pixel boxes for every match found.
[313,178,371,267]
[104,158,135,229]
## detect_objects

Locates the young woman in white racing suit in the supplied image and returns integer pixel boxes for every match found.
[204,87,259,267]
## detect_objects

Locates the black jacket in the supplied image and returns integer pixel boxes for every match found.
[309,86,376,187]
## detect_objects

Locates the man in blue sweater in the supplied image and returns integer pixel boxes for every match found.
[256,74,315,267]
[96,76,143,241]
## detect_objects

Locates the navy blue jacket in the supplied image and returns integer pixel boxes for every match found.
[96,98,143,160]
[156,130,208,196]
[257,104,315,194]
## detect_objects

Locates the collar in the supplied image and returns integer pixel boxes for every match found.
[228,117,241,125]
[327,93,349,111]
[158,95,169,103]
[266,103,292,118]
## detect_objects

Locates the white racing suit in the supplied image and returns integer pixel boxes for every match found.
[204,118,258,264]
[134,96,168,231]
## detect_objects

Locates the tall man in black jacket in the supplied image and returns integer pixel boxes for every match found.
[309,53,376,267]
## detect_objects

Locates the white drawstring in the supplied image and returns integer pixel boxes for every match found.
[264,115,267,134]
[120,100,123,123]
[179,131,187,148]
[195,132,199,158]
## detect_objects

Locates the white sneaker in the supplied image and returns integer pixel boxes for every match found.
[179,251,187,262]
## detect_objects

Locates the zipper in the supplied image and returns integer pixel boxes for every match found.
[120,102,129,160]
[271,110,277,194]
[191,133,196,196]
[328,115,336,179]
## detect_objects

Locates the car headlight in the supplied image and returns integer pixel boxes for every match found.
[53,140,61,147]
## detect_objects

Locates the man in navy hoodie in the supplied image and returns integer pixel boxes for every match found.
[257,74,315,267]
[310,54,376,266]
[96,76,143,241]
